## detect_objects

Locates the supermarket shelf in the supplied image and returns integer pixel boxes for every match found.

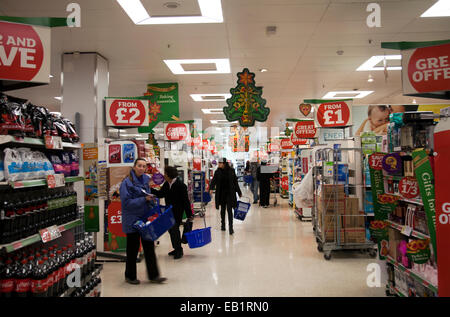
[0,219,82,254]
[366,213,375,217]
[6,176,84,189]
[0,135,81,149]
[387,220,430,240]
[386,255,438,294]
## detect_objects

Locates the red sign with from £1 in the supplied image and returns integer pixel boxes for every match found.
[0,21,44,82]
[165,123,189,141]
[282,176,289,190]
[407,43,450,93]
[399,176,420,199]
[369,153,385,170]
[290,133,308,146]
[108,201,126,238]
[294,121,317,139]
[108,99,148,126]
[281,138,293,149]
[316,101,351,127]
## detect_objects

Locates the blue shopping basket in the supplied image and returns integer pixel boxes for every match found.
[234,197,251,221]
[133,199,175,241]
[184,211,212,248]
[243,175,253,184]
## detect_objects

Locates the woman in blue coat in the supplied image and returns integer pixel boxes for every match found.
[120,158,166,285]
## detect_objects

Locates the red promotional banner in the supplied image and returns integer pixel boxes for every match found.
[0,21,50,83]
[405,43,450,94]
[107,99,149,127]
[290,133,308,145]
[294,121,317,139]
[108,201,126,238]
[281,176,289,190]
[268,143,280,152]
[165,123,189,141]
[434,116,450,297]
[399,176,420,199]
[281,138,293,149]
[316,101,351,127]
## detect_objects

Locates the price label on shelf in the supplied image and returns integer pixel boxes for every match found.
[44,135,63,150]
[399,176,420,199]
[401,225,413,237]
[106,99,149,127]
[39,225,61,244]
[47,174,65,189]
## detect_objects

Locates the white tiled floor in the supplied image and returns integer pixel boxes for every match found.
[100,187,386,297]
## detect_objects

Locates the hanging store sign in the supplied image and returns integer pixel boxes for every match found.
[402,42,450,95]
[294,121,317,139]
[0,21,50,84]
[164,123,189,141]
[268,143,280,152]
[281,138,293,149]
[106,98,149,127]
[290,133,308,146]
[281,176,289,190]
[313,100,353,128]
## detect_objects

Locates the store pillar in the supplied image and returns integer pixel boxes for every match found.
[61,52,109,252]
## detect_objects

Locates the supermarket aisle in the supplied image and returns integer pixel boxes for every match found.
[100,186,385,297]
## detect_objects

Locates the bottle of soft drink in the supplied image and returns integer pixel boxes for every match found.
[66,244,76,276]
[0,194,15,244]
[74,242,84,279]
[14,259,31,297]
[55,249,65,295]
[61,246,69,291]
[46,254,58,297]
[31,259,48,297]
[0,258,15,298]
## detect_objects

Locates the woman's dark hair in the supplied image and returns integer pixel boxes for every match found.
[164,166,179,180]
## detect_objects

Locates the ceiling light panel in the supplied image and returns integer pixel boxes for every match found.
[117,0,223,25]
[201,108,225,114]
[191,94,232,101]
[421,0,450,17]
[164,59,230,74]
[356,55,402,71]
[322,91,374,99]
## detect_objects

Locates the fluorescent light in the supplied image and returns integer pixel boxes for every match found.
[164,59,230,74]
[368,74,374,82]
[202,108,224,114]
[210,120,236,124]
[49,74,54,78]
[322,91,374,99]
[54,96,62,101]
[421,0,450,17]
[356,55,402,71]
[117,0,223,25]
[191,93,232,101]
[260,68,268,72]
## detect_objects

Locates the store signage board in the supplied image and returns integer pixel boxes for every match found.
[290,133,308,146]
[164,123,189,141]
[0,21,50,84]
[107,141,138,168]
[294,121,317,139]
[314,100,353,128]
[106,98,149,127]
[46,174,65,189]
[401,43,450,96]
[268,143,280,152]
[281,138,293,149]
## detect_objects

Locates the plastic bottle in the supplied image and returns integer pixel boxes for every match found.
[0,258,15,298]
[61,246,69,291]
[14,259,31,297]
[41,256,54,297]
[49,253,61,296]
[31,260,48,297]
[74,242,84,279]
[55,250,65,295]
[0,194,14,244]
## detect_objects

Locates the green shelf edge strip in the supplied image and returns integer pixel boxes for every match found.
[386,256,438,293]
[387,220,430,240]
[303,99,353,104]
[2,219,82,253]
[10,176,84,189]
[381,40,450,51]
[0,16,71,27]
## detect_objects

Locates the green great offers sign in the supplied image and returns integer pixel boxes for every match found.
[138,83,180,133]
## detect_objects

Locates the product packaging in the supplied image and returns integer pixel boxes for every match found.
[108,145,121,164]
[122,143,136,164]
[60,152,72,177]
[69,152,80,176]
[48,153,65,175]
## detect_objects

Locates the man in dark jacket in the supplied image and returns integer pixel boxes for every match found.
[257,161,273,208]
[152,166,193,259]
[209,158,242,235]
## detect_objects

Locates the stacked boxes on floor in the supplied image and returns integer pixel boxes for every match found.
[318,184,366,244]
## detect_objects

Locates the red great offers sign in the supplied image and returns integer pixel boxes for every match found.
[290,133,308,145]
[294,121,317,139]
[403,43,450,94]
[0,21,50,83]
[106,99,149,127]
[165,123,189,141]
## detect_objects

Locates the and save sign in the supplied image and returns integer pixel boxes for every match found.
[403,43,450,94]
[316,101,351,127]
[0,21,50,83]
[281,138,293,149]
[106,99,149,127]
[294,121,317,139]
[290,133,308,146]
[165,123,189,141]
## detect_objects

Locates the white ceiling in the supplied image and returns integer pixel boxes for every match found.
[1,0,449,130]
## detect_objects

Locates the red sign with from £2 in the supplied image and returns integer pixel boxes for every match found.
[0,21,44,82]
[369,153,385,170]
[281,138,293,149]
[407,43,450,93]
[399,176,420,199]
[316,101,351,127]
[165,123,189,141]
[109,99,147,126]
[290,133,308,146]
[294,121,317,139]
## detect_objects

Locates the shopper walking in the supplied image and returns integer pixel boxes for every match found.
[151,166,193,259]
[257,161,272,208]
[120,158,166,285]
[249,159,260,204]
[209,158,242,235]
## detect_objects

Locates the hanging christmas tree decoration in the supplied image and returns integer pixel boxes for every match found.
[147,132,160,156]
[284,122,292,137]
[224,68,270,127]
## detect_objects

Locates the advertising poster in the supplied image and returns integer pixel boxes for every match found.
[138,83,180,133]
[83,144,99,232]
[106,141,138,168]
